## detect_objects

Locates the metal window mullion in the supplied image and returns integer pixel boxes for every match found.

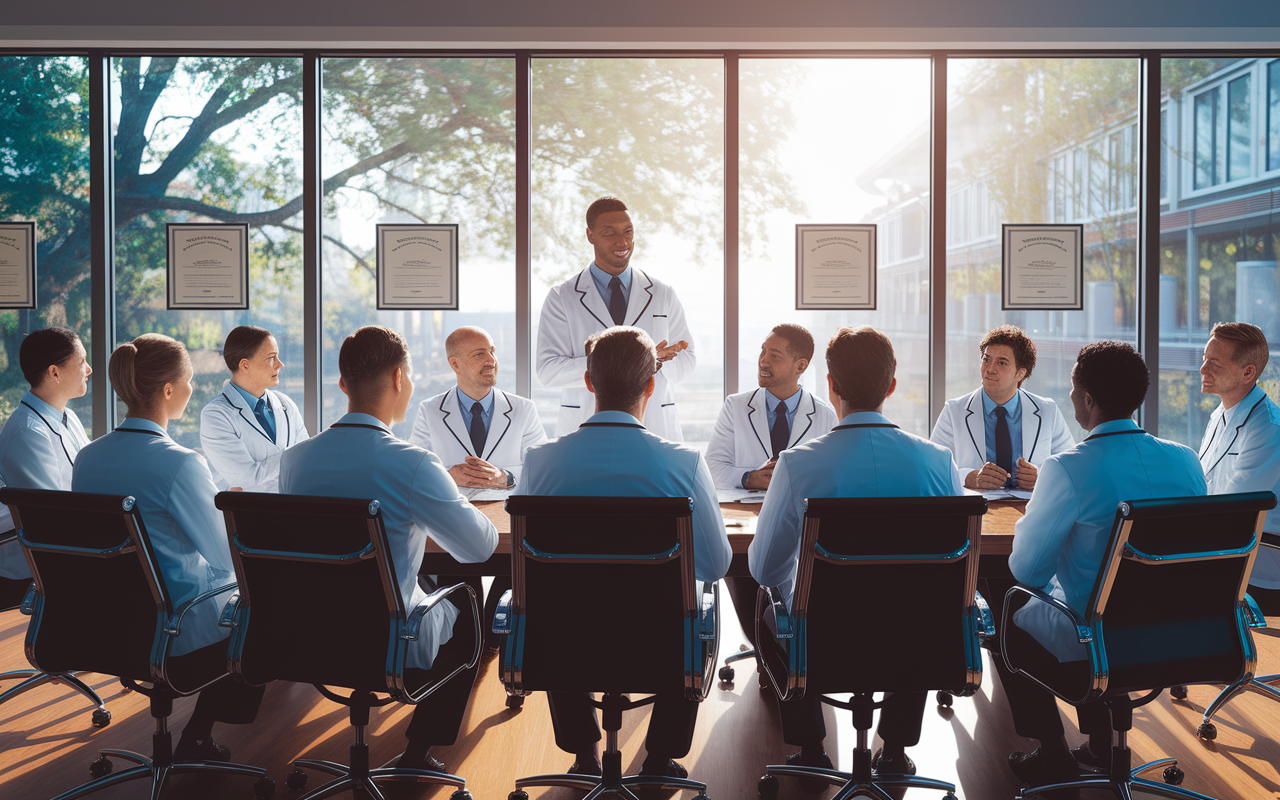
[1138,53,1162,434]
[516,53,532,398]
[929,54,948,428]
[89,51,115,437]
[303,53,322,433]
[725,53,740,397]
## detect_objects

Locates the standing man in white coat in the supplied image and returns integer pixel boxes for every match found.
[199,326,308,492]
[536,196,695,440]
[1197,322,1280,614]
[931,325,1074,491]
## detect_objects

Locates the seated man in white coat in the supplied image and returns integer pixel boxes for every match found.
[706,323,836,675]
[931,325,1073,491]
[518,325,731,780]
[750,326,963,783]
[280,326,498,774]
[998,341,1205,788]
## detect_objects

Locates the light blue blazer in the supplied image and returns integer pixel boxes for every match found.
[517,410,731,583]
[72,418,233,656]
[0,392,91,579]
[750,411,964,609]
[280,413,498,670]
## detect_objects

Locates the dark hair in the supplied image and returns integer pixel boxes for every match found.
[826,326,896,410]
[20,327,81,386]
[222,325,274,373]
[339,326,410,402]
[584,326,657,412]
[109,333,190,415]
[1073,340,1149,420]
[1210,321,1270,377]
[586,196,629,230]
[769,323,815,364]
[980,324,1037,386]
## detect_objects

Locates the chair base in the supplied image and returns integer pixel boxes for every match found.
[0,669,109,725]
[290,758,468,800]
[1019,758,1223,800]
[761,763,956,800]
[513,771,708,799]
[48,748,271,800]
[1198,673,1280,738]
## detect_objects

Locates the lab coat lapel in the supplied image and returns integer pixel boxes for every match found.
[963,390,985,464]
[439,390,476,458]
[1204,390,1265,476]
[745,389,772,460]
[573,268,612,329]
[1021,389,1044,463]
[222,381,272,443]
[625,267,656,326]
[788,389,817,448]
[484,391,515,462]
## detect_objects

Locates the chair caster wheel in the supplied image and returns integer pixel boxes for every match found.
[286,768,308,791]
[758,774,779,800]
[91,709,111,728]
[1198,722,1217,740]
[692,795,711,800]
[505,694,524,709]
[508,791,530,800]
[89,756,113,778]
[449,791,473,800]
[936,691,953,707]
[1164,765,1185,786]
[943,794,959,800]
[1170,684,1188,700]
[719,666,734,682]
[254,777,277,799]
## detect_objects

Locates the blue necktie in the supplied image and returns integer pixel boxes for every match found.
[994,405,1012,482]
[608,276,627,326]
[254,397,276,444]
[469,401,487,458]
[770,404,790,458]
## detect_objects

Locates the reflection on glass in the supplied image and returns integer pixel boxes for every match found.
[110,57,304,450]
[1270,60,1280,173]
[739,58,932,435]
[320,58,516,436]
[1195,90,1218,190]
[0,56,92,432]
[945,58,1140,444]
[1228,75,1252,183]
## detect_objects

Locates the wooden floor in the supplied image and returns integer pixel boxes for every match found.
[2,588,1279,800]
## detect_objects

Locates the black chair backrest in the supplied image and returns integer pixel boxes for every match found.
[1087,491,1275,694]
[506,495,696,695]
[789,495,986,695]
[1,487,168,682]
[216,492,403,692]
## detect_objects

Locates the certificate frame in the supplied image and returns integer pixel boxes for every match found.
[166,222,250,310]
[376,224,459,311]
[795,224,877,311]
[0,221,37,310]
[1001,223,1085,311]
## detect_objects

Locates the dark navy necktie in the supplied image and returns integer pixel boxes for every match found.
[994,405,1013,480]
[469,401,487,458]
[608,276,627,326]
[254,397,276,444]
[770,405,790,458]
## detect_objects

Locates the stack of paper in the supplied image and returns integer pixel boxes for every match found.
[716,488,767,504]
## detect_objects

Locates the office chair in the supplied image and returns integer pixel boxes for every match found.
[1001,491,1276,799]
[754,495,991,800]
[0,528,110,726]
[496,495,718,800]
[215,491,479,800]
[0,487,273,800]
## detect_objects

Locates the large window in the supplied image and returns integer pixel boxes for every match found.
[945,58,1141,443]
[0,56,92,433]
[319,58,516,436]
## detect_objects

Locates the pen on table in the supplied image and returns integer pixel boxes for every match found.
[725,520,746,528]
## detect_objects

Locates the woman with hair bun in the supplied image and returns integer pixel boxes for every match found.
[0,328,92,598]
[72,333,263,760]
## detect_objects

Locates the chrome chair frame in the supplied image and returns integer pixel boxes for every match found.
[1,487,271,800]
[218,492,481,800]
[756,495,990,800]
[1001,491,1275,800]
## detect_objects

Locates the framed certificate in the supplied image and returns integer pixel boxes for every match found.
[376,224,459,310]
[795,224,877,311]
[167,223,250,310]
[1002,224,1084,311]
[0,221,37,310]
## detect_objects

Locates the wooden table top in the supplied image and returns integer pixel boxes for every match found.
[426,498,1025,558]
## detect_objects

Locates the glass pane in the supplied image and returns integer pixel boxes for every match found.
[1269,60,1280,172]
[530,58,724,447]
[1194,89,1218,190]
[0,56,92,433]
[319,58,516,436]
[111,57,304,451]
[945,58,1140,444]
[1227,74,1252,182]
[1160,108,1169,199]
[1159,57,1280,446]
[738,58,932,435]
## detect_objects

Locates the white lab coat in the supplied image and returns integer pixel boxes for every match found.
[409,388,548,487]
[536,265,695,441]
[930,387,1075,486]
[0,392,90,579]
[705,388,838,489]
[1198,384,1280,589]
[199,379,308,493]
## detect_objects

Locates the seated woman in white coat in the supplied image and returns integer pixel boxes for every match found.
[199,325,308,492]
[931,325,1074,491]
[73,333,264,761]
[0,328,93,601]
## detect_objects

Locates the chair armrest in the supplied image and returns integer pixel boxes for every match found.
[164,583,238,637]
[973,590,995,640]
[492,589,514,635]
[20,582,36,615]
[760,587,794,640]
[1244,593,1269,629]
[697,581,717,641]
[1262,532,1280,552]
[218,592,241,629]
[404,582,472,642]
[1005,584,1095,644]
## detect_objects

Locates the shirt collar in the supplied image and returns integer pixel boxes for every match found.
[335,412,392,433]
[230,379,267,408]
[456,386,494,415]
[1087,418,1141,437]
[981,388,1021,417]
[117,417,170,438]
[585,409,644,427]
[765,388,802,414]
[20,391,64,423]
[589,261,632,293]
[1223,384,1266,425]
[837,411,893,426]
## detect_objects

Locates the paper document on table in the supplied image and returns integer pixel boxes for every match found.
[463,487,514,502]
[981,489,1033,501]
[717,488,767,504]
